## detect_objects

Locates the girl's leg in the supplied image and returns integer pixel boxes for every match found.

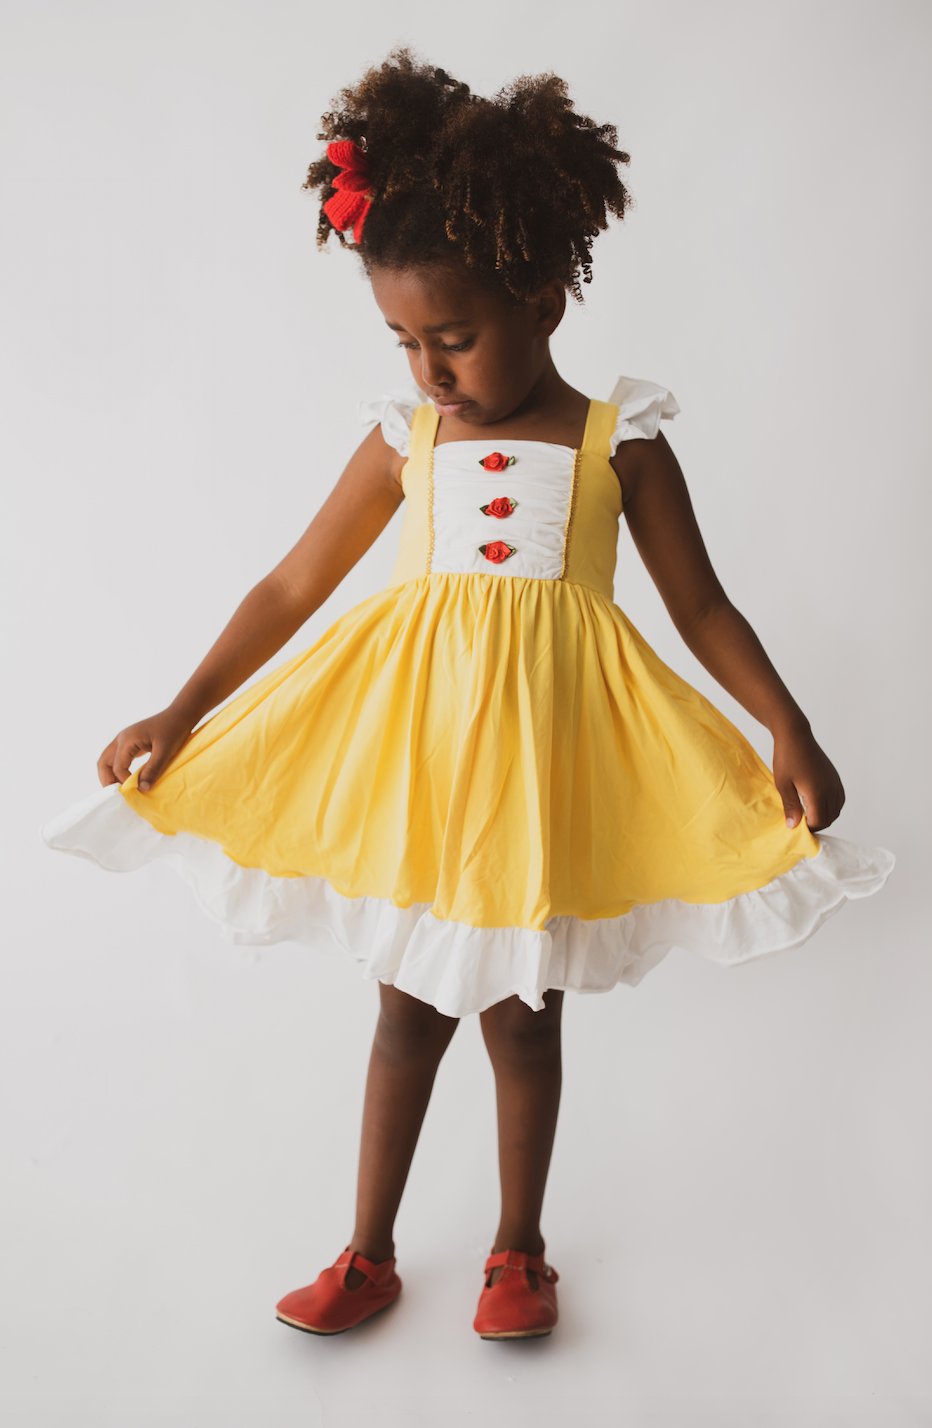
[347,983,459,1282]
[479,989,564,1271]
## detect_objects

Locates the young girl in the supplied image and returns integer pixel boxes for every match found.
[44,52,892,1342]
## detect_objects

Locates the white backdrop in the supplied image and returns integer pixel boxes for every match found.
[2,2,930,1425]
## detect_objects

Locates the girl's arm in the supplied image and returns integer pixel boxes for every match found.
[98,426,405,791]
[612,434,845,833]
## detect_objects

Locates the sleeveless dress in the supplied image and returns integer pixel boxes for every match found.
[42,378,893,1016]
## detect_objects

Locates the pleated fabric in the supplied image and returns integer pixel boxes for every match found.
[116,573,817,924]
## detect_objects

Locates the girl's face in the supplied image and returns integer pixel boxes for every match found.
[369,260,565,425]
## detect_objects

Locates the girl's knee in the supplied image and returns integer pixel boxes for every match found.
[481,993,563,1067]
[375,983,458,1060]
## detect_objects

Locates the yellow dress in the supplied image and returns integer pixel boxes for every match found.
[43,379,893,1015]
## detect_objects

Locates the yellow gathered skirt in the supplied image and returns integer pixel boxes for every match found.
[120,572,819,928]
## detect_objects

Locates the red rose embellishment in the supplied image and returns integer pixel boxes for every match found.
[479,452,516,471]
[481,496,517,519]
[479,541,517,564]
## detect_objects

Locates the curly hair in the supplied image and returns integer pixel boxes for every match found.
[303,49,630,302]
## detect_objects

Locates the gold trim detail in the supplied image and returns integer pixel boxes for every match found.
[425,447,435,575]
[559,448,582,580]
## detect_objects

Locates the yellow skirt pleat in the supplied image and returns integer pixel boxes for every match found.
[121,573,818,930]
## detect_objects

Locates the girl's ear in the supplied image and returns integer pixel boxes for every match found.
[533,281,567,338]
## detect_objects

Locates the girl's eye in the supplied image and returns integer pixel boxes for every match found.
[395,339,473,353]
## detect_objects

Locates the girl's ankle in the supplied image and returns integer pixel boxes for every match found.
[348,1236,395,1264]
[491,1232,544,1257]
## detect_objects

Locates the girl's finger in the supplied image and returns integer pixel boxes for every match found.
[139,736,186,791]
[778,779,804,829]
[808,792,841,833]
[797,784,825,832]
[97,741,119,786]
[112,737,145,786]
[137,747,163,792]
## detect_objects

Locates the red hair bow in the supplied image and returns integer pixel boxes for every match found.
[323,141,372,244]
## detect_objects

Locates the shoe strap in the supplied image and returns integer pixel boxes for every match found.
[335,1247,396,1287]
[483,1248,559,1283]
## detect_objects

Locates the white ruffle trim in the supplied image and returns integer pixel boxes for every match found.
[42,786,894,1018]
[358,383,427,458]
[359,377,679,461]
[607,376,680,453]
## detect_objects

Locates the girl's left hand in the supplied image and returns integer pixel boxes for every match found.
[772,725,846,832]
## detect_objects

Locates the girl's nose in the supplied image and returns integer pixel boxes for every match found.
[419,349,453,391]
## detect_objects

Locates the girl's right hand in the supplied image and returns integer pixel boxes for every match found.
[97,707,195,791]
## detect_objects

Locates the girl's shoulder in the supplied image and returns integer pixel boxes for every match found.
[359,377,680,458]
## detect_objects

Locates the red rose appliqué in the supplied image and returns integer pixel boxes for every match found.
[479,541,516,564]
[481,496,517,519]
[479,452,516,472]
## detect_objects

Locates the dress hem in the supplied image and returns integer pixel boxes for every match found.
[42,786,894,1017]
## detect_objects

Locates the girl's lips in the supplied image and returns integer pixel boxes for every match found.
[433,399,471,416]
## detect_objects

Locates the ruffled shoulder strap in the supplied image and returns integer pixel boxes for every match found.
[358,383,427,458]
[606,376,679,455]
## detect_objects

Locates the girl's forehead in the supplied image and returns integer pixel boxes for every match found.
[370,262,513,330]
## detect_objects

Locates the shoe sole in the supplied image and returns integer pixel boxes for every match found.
[478,1327,554,1339]
[276,1299,398,1336]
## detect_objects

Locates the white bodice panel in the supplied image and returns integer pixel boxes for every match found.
[430,441,576,581]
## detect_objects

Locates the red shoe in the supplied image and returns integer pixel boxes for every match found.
[473,1248,559,1339]
[276,1248,402,1335]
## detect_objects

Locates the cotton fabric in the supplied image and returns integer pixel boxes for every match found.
[43,379,893,1014]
